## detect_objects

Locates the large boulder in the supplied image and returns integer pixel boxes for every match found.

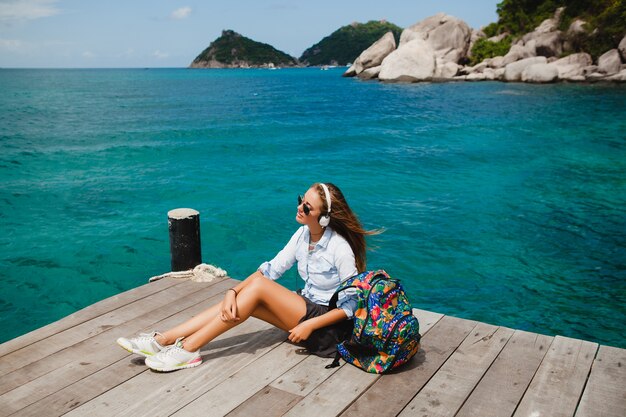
[379,39,436,82]
[504,56,547,81]
[619,35,626,62]
[502,42,537,66]
[552,53,593,79]
[533,31,563,57]
[357,65,381,80]
[399,13,471,64]
[521,63,559,83]
[533,7,564,34]
[434,61,460,79]
[598,49,622,75]
[343,65,357,77]
[567,19,587,36]
[352,31,396,75]
[606,69,626,82]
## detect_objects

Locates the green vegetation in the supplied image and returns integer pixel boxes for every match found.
[469,36,513,65]
[299,20,403,66]
[192,30,297,67]
[483,0,626,59]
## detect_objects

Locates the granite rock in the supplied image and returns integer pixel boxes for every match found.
[379,39,436,82]
[598,49,622,75]
[504,56,547,81]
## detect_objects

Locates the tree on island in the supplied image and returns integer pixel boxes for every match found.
[299,20,402,66]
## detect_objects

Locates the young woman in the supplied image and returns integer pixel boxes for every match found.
[117,182,376,372]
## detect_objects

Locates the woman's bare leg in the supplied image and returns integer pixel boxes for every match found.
[180,274,306,352]
[156,303,222,345]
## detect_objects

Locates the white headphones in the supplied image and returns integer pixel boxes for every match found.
[319,183,332,227]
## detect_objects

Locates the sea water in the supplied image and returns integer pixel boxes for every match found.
[0,68,625,347]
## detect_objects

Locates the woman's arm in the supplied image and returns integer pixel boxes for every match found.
[288,308,347,343]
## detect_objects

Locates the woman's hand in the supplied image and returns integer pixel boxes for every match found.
[288,321,315,343]
[220,290,240,323]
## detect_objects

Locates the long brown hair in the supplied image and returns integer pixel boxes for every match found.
[314,182,380,273]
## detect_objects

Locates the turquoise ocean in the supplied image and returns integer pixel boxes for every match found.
[1,68,625,347]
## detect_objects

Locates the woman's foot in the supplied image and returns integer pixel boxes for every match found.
[116,331,166,357]
[145,338,202,372]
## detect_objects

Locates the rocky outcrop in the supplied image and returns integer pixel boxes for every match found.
[521,63,559,83]
[606,69,626,81]
[598,49,622,75]
[502,42,537,66]
[504,57,547,81]
[343,7,626,84]
[619,35,626,62]
[434,61,460,79]
[350,32,396,75]
[357,65,382,80]
[378,39,436,82]
[552,53,592,79]
[399,13,471,64]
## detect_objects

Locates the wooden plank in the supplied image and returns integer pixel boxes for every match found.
[0,278,228,397]
[10,356,148,417]
[64,321,286,417]
[340,315,477,417]
[10,286,259,417]
[281,361,379,417]
[398,322,514,417]
[455,330,553,417]
[225,386,303,417]
[576,345,626,417]
[0,278,225,378]
[172,342,307,416]
[513,335,598,417]
[269,354,343,397]
[224,348,345,416]
[413,308,444,335]
[0,277,183,356]
[1,279,234,416]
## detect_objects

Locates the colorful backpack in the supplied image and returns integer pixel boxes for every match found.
[327,270,421,373]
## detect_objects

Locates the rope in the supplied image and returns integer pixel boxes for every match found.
[148,263,228,283]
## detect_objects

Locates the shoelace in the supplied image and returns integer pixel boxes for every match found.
[136,332,155,341]
[161,338,186,357]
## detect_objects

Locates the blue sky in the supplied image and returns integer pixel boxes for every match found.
[0,0,500,68]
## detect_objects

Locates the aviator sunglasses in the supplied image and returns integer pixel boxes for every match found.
[298,195,313,216]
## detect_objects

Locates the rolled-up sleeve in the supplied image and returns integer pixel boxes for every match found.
[334,239,358,318]
[258,227,303,281]
[336,288,358,319]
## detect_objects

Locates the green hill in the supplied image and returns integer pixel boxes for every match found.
[483,0,626,59]
[299,20,403,66]
[190,30,297,68]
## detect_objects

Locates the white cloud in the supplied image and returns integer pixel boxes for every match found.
[0,0,60,22]
[82,51,95,59]
[153,50,169,59]
[170,6,191,20]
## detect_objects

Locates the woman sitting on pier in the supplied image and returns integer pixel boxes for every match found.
[117,182,376,372]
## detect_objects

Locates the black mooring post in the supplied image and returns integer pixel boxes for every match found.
[168,208,202,271]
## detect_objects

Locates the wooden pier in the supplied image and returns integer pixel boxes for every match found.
[1,276,624,416]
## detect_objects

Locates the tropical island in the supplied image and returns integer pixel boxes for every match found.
[189,1,626,83]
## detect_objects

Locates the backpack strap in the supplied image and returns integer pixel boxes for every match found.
[325,351,342,369]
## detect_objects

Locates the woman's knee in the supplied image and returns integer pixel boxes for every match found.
[242,274,269,297]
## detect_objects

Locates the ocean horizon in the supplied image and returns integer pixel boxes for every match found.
[1,67,625,347]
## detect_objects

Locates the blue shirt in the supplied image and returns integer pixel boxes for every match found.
[258,226,358,318]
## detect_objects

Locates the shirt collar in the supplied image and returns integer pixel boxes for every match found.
[305,226,332,249]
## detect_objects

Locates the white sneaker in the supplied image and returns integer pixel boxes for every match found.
[145,338,202,372]
[117,331,166,357]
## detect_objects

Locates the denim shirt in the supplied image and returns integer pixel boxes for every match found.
[258,226,358,318]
